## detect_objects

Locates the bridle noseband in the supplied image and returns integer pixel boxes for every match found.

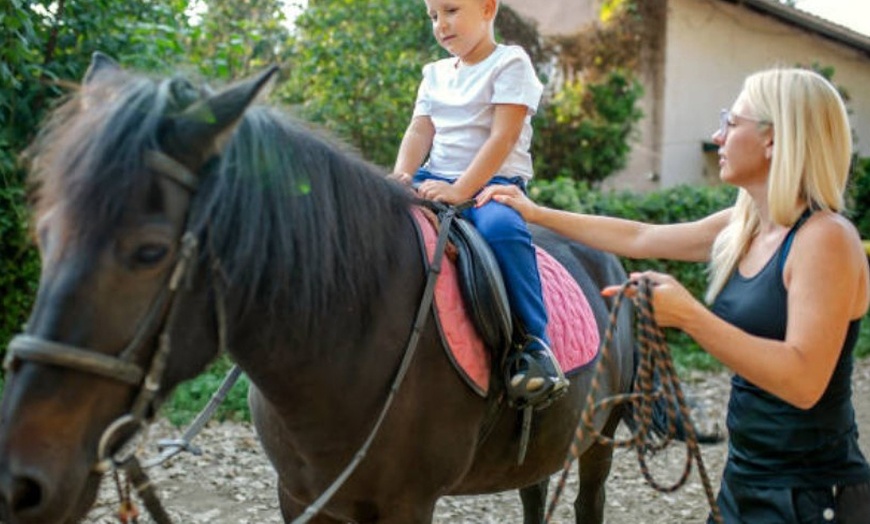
[2,150,204,476]
[0,150,462,524]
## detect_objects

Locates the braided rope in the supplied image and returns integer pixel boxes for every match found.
[544,277,722,523]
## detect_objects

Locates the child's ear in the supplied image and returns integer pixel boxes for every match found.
[484,0,498,20]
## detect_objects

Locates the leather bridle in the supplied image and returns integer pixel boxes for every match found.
[2,151,208,523]
[0,150,463,524]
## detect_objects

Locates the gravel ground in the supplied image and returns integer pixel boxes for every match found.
[82,358,870,524]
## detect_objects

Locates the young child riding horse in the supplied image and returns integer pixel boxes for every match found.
[392,0,567,408]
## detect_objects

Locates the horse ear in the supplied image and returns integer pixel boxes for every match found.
[160,66,279,174]
[83,52,121,85]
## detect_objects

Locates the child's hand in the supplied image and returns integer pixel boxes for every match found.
[388,172,413,186]
[417,180,465,204]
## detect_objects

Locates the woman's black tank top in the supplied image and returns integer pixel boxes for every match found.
[710,211,870,488]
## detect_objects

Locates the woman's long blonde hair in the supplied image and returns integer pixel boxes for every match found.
[706,68,852,302]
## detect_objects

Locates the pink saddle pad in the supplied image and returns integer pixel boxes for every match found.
[412,208,600,396]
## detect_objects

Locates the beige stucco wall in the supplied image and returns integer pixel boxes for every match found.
[504,0,870,191]
[500,0,597,36]
[654,0,870,188]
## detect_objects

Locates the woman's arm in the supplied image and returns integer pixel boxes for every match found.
[647,212,870,409]
[476,184,731,262]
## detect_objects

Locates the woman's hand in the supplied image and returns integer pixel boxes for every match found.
[602,271,701,329]
[475,185,540,222]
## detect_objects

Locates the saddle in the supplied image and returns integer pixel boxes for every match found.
[412,202,600,398]
[420,201,513,355]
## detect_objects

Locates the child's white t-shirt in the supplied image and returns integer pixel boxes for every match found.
[413,44,543,183]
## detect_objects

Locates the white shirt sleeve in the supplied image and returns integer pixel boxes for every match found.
[413,64,433,118]
[491,48,543,115]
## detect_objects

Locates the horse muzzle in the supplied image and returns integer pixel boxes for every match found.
[0,438,100,524]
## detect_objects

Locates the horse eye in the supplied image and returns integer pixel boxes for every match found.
[133,244,169,267]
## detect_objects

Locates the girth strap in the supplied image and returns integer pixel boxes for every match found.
[5,335,144,385]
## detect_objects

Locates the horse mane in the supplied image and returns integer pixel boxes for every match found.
[25,68,415,338]
[26,70,170,250]
[192,105,415,333]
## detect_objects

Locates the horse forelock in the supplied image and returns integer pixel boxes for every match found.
[193,105,414,338]
[26,71,173,251]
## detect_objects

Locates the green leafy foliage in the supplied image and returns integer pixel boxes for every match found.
[281,0,443,168]
[162,356,251,426]
[533,71,644,183]
[851,158,870,362]
[0,183,39,357]
[530,179,738,370]
[186,0,292,81]
[847,157,870,240]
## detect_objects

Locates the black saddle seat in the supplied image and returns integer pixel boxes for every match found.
[423,201,513,354]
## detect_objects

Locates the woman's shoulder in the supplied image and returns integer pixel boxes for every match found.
[790,210,867,271]
[787,210,869,317]
[799,210,862,245]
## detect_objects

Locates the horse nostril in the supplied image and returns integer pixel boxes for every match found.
[10,475,44,514]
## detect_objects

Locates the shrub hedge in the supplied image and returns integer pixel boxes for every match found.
[0,182,39,352]
[848,156,870,240]
[530,166,870,366]
[530,178,738,370]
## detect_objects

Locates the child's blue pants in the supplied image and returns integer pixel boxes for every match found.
[413,170,550,346]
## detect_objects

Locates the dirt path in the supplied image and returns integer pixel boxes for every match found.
[83,358,870,523]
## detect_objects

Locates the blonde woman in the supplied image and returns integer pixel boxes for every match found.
[478,68,870,523]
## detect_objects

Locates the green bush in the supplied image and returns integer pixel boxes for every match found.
[162,356,250,426]
[530,179,737,370]
[847,156,870,240]
[281,0,442,168]
[533,71,644,184]
[0,181,39,358]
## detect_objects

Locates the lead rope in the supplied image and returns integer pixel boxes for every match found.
[544,277,723,524]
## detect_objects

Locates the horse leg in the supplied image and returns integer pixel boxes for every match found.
[519,479,548,524]
[574,411,622,524]
[277,482,438,524]
[277,483,344,524]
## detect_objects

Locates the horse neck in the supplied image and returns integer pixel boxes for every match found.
[226,209,427,416]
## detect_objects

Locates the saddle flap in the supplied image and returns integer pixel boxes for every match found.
[447,216,514,354]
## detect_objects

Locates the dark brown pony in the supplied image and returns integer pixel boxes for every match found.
[0,55,642,524]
